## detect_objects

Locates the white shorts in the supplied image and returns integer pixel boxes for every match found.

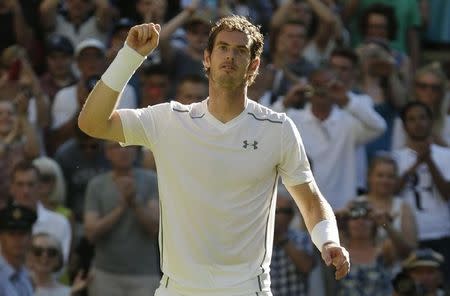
[155,286,272,296]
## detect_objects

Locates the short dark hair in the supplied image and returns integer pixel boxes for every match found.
[140,63,169,78]
[11,160,40,182]
[359,3,398,41]
[205,15,264,85]
[330,47,359,66]
[400,101,433,124]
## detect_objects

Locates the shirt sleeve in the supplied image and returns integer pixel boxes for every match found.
[278,116,314,186]
[117,102,171,150]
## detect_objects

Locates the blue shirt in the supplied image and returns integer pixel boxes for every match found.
[0,255,34,296]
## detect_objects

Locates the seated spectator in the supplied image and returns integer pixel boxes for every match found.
[9,161,72,264]
[0,100,40,206]
[271,188,314,296]
[393,102,450,283]
[84,141,160,295]
[29,232,88,296]
[0,203,37,296]
[392,63,450,149]
[353,154,417,260]
[50,38,137,150]
[138,63,170,107]
[400,248,447,296]
[39,0,116,46]
[335,200,394,296]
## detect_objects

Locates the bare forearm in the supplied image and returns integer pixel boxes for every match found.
[20,117,41,158]
[425,158,450,200]
[39,0,58,30]
[383,225,415,258]
[12,5,33,48]
[132,205,159,238]
[407,29,420,72]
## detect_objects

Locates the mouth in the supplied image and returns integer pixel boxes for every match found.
[220,63,237,71]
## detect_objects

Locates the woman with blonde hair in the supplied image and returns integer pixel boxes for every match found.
[392,62,450,149]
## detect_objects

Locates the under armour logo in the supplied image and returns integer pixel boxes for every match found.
[243,140,258,150]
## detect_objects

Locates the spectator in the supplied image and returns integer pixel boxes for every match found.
[29,232,89,296]
[0,99,40,205]
[175,74,208,105]
[356,40,407,158]
[353,154,417,260]
[392,63,450,149]
[401,248,448,296]
[271,188,314,296]
[138,63,170,107]
[39,0,116,46]
[9,161,72,264]
[288,66,386,209]
[346,0,421,70]
[159,6,213,89]
[54,127,109,234]
[357,3,412,87]
[0,203,37,296]
[394,101,450,283]
[50,38,137,149]
[0,0,33,52]
[335,200,394,296]
[84,141,160,295]
[40,34,76,104]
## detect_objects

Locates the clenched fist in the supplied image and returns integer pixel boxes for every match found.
[126,23,161,57]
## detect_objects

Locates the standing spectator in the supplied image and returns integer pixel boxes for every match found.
[392,63,450,149]
[394,102,450,283]
[50,38,137,150]
[271,189,315,296]
[346,0,421,70]
[288,67,386,210]
[39,0,116,46]
[0,204,37,296]
[84,141,160,296]
[352,154,417,260]
[9,161,72,264]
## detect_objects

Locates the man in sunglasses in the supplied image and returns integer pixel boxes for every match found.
[0,203,37,296]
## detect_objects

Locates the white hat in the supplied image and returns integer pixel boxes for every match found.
[75,38,106,57]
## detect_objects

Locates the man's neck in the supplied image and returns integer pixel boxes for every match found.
[1,252,23,271]
[208,84,247,123]
[406,138,431,152]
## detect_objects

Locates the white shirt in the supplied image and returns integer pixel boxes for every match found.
[54,15,107,46]
[393,145,450,240]
[33,203,72,263]
[288,94,386,210]
[51,84,136,130]
[117,99,313,294]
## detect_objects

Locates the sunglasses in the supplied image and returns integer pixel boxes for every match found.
[415,81,442,92]
[31,246,59,258]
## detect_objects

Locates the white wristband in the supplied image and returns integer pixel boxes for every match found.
[101,43,146,92]
[311,219,340,252]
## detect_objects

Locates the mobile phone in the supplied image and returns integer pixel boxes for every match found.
[7,59,22,81]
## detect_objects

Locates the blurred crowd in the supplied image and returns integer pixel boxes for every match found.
[0,0,449,295]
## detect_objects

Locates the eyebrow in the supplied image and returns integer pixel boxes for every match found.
[216,41,249,51]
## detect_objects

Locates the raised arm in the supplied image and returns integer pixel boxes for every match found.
[78,23,161,142]
[286,181,350,280]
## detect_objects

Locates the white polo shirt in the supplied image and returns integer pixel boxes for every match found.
[117,98,313,295]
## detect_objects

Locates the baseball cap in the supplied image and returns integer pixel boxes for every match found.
[0,204,37,232]
[46,34,74,55]
[402,248,444,270]
[75,38,106,57]
[185,10,214,29]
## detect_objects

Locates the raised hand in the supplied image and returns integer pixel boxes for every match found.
[322,242,350,280]
[125,23,161,57]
